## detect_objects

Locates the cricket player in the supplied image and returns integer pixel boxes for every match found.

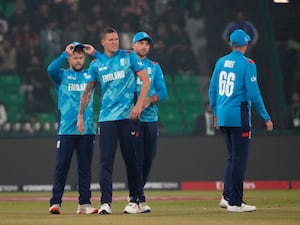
[48,42,100,214]
[77,28,150,214]
[130,31,168,213]
[208,29,273,212]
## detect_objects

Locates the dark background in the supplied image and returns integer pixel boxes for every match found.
[1,134,299,186]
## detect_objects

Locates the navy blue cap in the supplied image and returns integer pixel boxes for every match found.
[230,29,251,47]
[70,41,85,49]
[132,32,153,44]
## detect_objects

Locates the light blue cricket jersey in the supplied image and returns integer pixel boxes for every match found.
[88,49,145,122]
[136,58,168,122]
[208,50,271,127]
[47,51,96,135]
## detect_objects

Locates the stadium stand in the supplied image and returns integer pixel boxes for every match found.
[1,0,299,135]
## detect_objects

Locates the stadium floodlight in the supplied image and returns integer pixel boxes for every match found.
[273,0,289,3]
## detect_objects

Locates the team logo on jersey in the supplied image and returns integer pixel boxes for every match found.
[67,75,76,80]
[120,58,125,66]
[250,76,257,82]
[83,72,91,79]
[98,66,108,71]
[147,67,152,75]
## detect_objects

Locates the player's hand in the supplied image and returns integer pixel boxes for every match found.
[83,44,96,55]
[130,105,142,121]
[142,95,159,110]
[142,97,151,110]
[265,120,273,132]
[213,116,220,130]
[65,43,75,55]
[77,115,85,134]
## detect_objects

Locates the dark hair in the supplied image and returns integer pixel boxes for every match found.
[73,46,85,54]
[100,27,117,40]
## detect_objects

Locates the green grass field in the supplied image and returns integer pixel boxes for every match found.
[0,190,299,225]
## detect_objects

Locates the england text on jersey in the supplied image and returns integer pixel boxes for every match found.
[102,71,125,82]
[68,83,87,91]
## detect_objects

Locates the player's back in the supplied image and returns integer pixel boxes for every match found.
[214,50,250,127]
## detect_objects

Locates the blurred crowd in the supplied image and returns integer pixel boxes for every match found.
[0,0,205,134]
[0,0,202,114]
[1,0,299,133]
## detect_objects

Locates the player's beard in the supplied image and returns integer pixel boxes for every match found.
[72,64,84,71]
[138,49,148,58]
[141,47,149,56]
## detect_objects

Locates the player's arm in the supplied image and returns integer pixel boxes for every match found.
[209,62,220,129]
[47,52,68,84]
[144,63,168,109]
[47,44,76,84]
[131,69,150,120]
[208,64,219,116]
[83,44,102,59]
[245,61,269,118]
[153,64,168,101]
[245,61,273,132]
[77,82,95,134]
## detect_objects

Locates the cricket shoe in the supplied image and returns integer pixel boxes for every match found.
[219,197,229,208]
[139,202,151,213]
[219,196,248,209]
[123,202,140,214]
[49,204,61,214]
[227,204,256,212]
[98,203,112,214]
[76,204,98,214]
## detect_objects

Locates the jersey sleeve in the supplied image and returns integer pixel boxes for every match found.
[92,50,102,59]
[129,51,145,72]
[245,60,271,121]
[153,63,168,101]
[208,60,220,116]
[47,51,68,85]
[87,60,98,83]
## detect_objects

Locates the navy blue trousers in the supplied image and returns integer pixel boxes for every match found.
[128,121,158,202]
[50,135,95,206]
[220,127,250,206]
[98,120,143,204]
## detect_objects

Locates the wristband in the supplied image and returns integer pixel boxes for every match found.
[91,49,96,55]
